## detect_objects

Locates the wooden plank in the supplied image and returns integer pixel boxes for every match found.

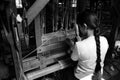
[37,41,67,68]
[45,52,66,62]
[26,0,49,25]
[27,63,61,80]
[26,58,72,80]
[35,14,42,53]
[23,52,66,72]
[37,52,67,69]
[23,56,36,62]
[23,58,40,72]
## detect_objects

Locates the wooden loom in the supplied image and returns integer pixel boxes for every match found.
[16,0,78,80]
[5,0,114,80]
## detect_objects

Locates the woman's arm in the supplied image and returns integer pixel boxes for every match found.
[71,44,79,61]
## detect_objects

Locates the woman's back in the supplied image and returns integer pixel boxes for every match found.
[72,36,109,79]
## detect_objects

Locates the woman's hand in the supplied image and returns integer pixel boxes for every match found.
[65,38,74,54]
[65,38,74,48]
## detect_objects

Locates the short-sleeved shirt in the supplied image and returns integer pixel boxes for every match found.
[71,36,109,79]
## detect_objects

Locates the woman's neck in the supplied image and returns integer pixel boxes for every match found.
[87,29,94,37]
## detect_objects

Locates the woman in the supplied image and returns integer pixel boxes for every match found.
[71,10,109,80]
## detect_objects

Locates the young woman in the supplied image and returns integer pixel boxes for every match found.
[71,10,109,80]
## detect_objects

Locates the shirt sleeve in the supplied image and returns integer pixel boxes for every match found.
[71,43,79,61]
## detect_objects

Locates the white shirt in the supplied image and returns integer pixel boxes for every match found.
[71,36,109,80]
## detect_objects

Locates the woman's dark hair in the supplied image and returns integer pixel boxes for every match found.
[77,9,101,73]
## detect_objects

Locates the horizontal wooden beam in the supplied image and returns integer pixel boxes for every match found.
[23,52,66,72]
[26,0,49,25]
[23,57,40,72]
[26,58,72,80]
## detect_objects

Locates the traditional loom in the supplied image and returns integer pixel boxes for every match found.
[1,0,113,80]
[17,0,78,80]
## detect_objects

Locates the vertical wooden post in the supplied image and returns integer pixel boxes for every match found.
[35,14,42,53]
[35,14,46,69]
[6,0,25,80]
[54,0,58,31]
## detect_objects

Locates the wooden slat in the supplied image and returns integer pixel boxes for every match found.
[23,52,66,72]
[35,14,42,53]
[23,58,40,72]
[26,0,49,25]
[35,14,45,69]
[26,58,72,80]
[39,52,66,67]
[23,56,36,62]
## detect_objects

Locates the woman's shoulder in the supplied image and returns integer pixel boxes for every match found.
[75,37,93,46]
[76,36,108,45]
[100,36,108,42]
[100,36,109,47]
